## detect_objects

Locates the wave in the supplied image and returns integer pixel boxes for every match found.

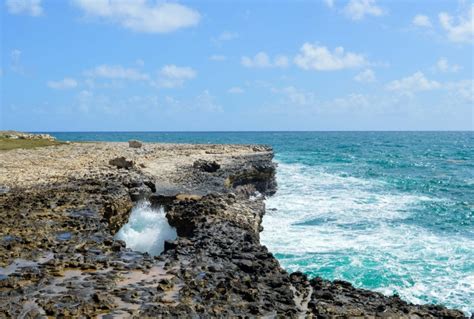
[261,162,474,314]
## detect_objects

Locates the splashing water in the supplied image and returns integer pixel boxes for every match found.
[115,201,177,256]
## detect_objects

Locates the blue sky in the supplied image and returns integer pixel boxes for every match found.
[1,0,473,131]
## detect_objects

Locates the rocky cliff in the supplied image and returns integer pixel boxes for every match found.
[0,142,467,318]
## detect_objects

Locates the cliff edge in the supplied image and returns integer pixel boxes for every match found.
[0,141,467,318]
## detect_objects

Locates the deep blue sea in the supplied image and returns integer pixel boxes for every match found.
[48,131,473,314]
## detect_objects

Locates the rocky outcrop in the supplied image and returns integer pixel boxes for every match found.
[128,140,142,148]
[0,142,467,318]
[109,156,134,170]
[0,130,56,141]
[193,159,220,173]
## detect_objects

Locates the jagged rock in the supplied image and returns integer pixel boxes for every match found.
[128,140,142,148]
[0,142,466,318]
[108,156,133,169]
[193,159,220,173]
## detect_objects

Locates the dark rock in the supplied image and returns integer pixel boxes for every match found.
[128,140,142,148]
[109,157,133,169]
[193,160,220,173]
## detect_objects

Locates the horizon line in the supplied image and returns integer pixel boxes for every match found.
[24,130,474,133]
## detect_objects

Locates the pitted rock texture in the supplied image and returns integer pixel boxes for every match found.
[0,142,467,318]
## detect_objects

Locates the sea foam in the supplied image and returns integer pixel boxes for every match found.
[115,201,177,256]
[261,162,474,315]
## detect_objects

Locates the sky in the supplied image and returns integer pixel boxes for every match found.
[1,0,473,131]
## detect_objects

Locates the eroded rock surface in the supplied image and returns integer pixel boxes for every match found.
[0,142,467,318]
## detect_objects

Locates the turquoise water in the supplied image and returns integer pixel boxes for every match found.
[48,132,473,313]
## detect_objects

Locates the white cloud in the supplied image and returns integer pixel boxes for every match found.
[241,52,289,68]
[354,68,376,83]
[294,43,366,71]
[412,14,432,28]
[445,79,474,103]
[274,55,289,68]
[210,55,227,61]
[323,0,335,8]
[157,65,196,88]
[386,71,441,95]
[228,87,244,94]
[330,93,371,111]
[6,0,43,16]
[344,0,384,21]
[438,4,474,43]
[242,52,270,68]
[280,86,316,106]
[47,78,78,90]
[435,58,461,73]
[73,0,200,33]
[84,65,149,81]
[195,90,222,112]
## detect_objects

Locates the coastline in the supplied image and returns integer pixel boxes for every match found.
[0,141,467,318]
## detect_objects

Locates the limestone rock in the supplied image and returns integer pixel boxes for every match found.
[128,140,142,148]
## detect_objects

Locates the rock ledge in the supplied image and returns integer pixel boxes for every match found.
[0,142,467,318]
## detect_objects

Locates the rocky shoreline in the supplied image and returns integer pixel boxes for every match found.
[0,141,468,318]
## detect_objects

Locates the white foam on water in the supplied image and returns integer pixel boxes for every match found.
[261,162,474,315]
[115,201,177,256]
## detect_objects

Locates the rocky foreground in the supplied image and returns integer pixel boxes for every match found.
[0,141,467,318]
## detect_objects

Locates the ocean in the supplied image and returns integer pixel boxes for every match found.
[48,131,473,314]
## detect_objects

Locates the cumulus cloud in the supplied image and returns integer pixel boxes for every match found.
[73,0,200,33]
[344,0,384,20]
[412,14,432,28]
[435,58,461,73]
[47,78,78,90]
[84,65,149,81]
[6,0,43,16]
[157,65,196,88]
[228,87,244,94]
[386,71,441,95]
[354,69,376,83]
[294,43,366,71]
[438,4,474,43]
[241,52,289,68]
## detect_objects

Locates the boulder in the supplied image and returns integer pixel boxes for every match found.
[109,157,133,169]
[128,140,142,148]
